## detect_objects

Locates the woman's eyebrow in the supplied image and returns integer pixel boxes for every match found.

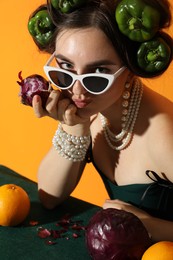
[87,60,117,67]
[55,54,73,64]
[55,54,117,66]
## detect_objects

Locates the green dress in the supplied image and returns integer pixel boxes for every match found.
[88,152,173,221]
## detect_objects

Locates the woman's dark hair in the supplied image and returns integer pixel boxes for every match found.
[29,0,173,78]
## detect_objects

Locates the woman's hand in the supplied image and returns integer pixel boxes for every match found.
[103,199,173,242]
[103,199,150,220]
[32,90,90,126]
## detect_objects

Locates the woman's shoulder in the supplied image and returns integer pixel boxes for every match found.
[141,85,173,127]
[142,86,173,181]
[136,85,173,142]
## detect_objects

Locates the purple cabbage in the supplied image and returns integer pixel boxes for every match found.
[86,208,151,260]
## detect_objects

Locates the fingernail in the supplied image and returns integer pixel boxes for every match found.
[34,95,40,103]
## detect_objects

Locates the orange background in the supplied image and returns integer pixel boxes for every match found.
[0,1,173,207]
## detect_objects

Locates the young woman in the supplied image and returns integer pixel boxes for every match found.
[29,0,173,241]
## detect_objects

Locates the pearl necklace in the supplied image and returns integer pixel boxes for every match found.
[100,77,143,151]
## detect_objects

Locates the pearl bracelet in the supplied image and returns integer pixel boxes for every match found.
[52,123,91,162]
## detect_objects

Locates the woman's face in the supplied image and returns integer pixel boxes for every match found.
[55,27,127,119]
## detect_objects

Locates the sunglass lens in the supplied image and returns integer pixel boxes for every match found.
[83,76,109,93]
[48,71,73,88]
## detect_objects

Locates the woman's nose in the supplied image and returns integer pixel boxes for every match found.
[71,80,87,95]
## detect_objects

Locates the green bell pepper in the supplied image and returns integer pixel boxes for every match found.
[51,0,87,13]
[137,37,171,72]
[115,0,160,42]
[28,10,55,47]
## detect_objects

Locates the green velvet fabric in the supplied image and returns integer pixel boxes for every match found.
[0,165,100,260]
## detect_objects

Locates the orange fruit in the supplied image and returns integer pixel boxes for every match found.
[0,184,30,226]
[142,241,173,260]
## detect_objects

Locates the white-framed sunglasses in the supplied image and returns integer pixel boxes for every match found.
[44,52,126,95]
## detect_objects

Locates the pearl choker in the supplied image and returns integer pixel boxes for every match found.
[100,77,143,151]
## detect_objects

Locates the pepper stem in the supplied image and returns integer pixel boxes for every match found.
[59,0,64,8]
[128,17,142,30]
[36,20,49,34]
[147,51,158,62]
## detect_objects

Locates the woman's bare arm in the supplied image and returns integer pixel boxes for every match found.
[32,93,91,209]
[38,145,87,209]
[103,199,173,242]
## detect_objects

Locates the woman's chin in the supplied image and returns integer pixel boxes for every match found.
[76,107,94,119]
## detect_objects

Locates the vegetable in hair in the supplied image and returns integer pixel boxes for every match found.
[28,10,55,47]
[51,0,87,13]
[115,0,160,42]
[137,37,171,72]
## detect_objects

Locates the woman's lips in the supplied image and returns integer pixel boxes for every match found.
[73,99,90,108]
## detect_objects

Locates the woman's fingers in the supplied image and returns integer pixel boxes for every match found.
[64,104,78,125]
[57,98,72,122]
[32,89,89,125]
[32,95,46,118]
[103,199,129,210]
[32,90,62,120]
[45,90,62,119]
[46,90,61,115]
[102,199,150,219]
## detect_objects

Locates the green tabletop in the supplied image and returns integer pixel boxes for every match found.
[0,165,100,260]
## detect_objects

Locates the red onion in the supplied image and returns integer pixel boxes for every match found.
[17,71,51,107]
